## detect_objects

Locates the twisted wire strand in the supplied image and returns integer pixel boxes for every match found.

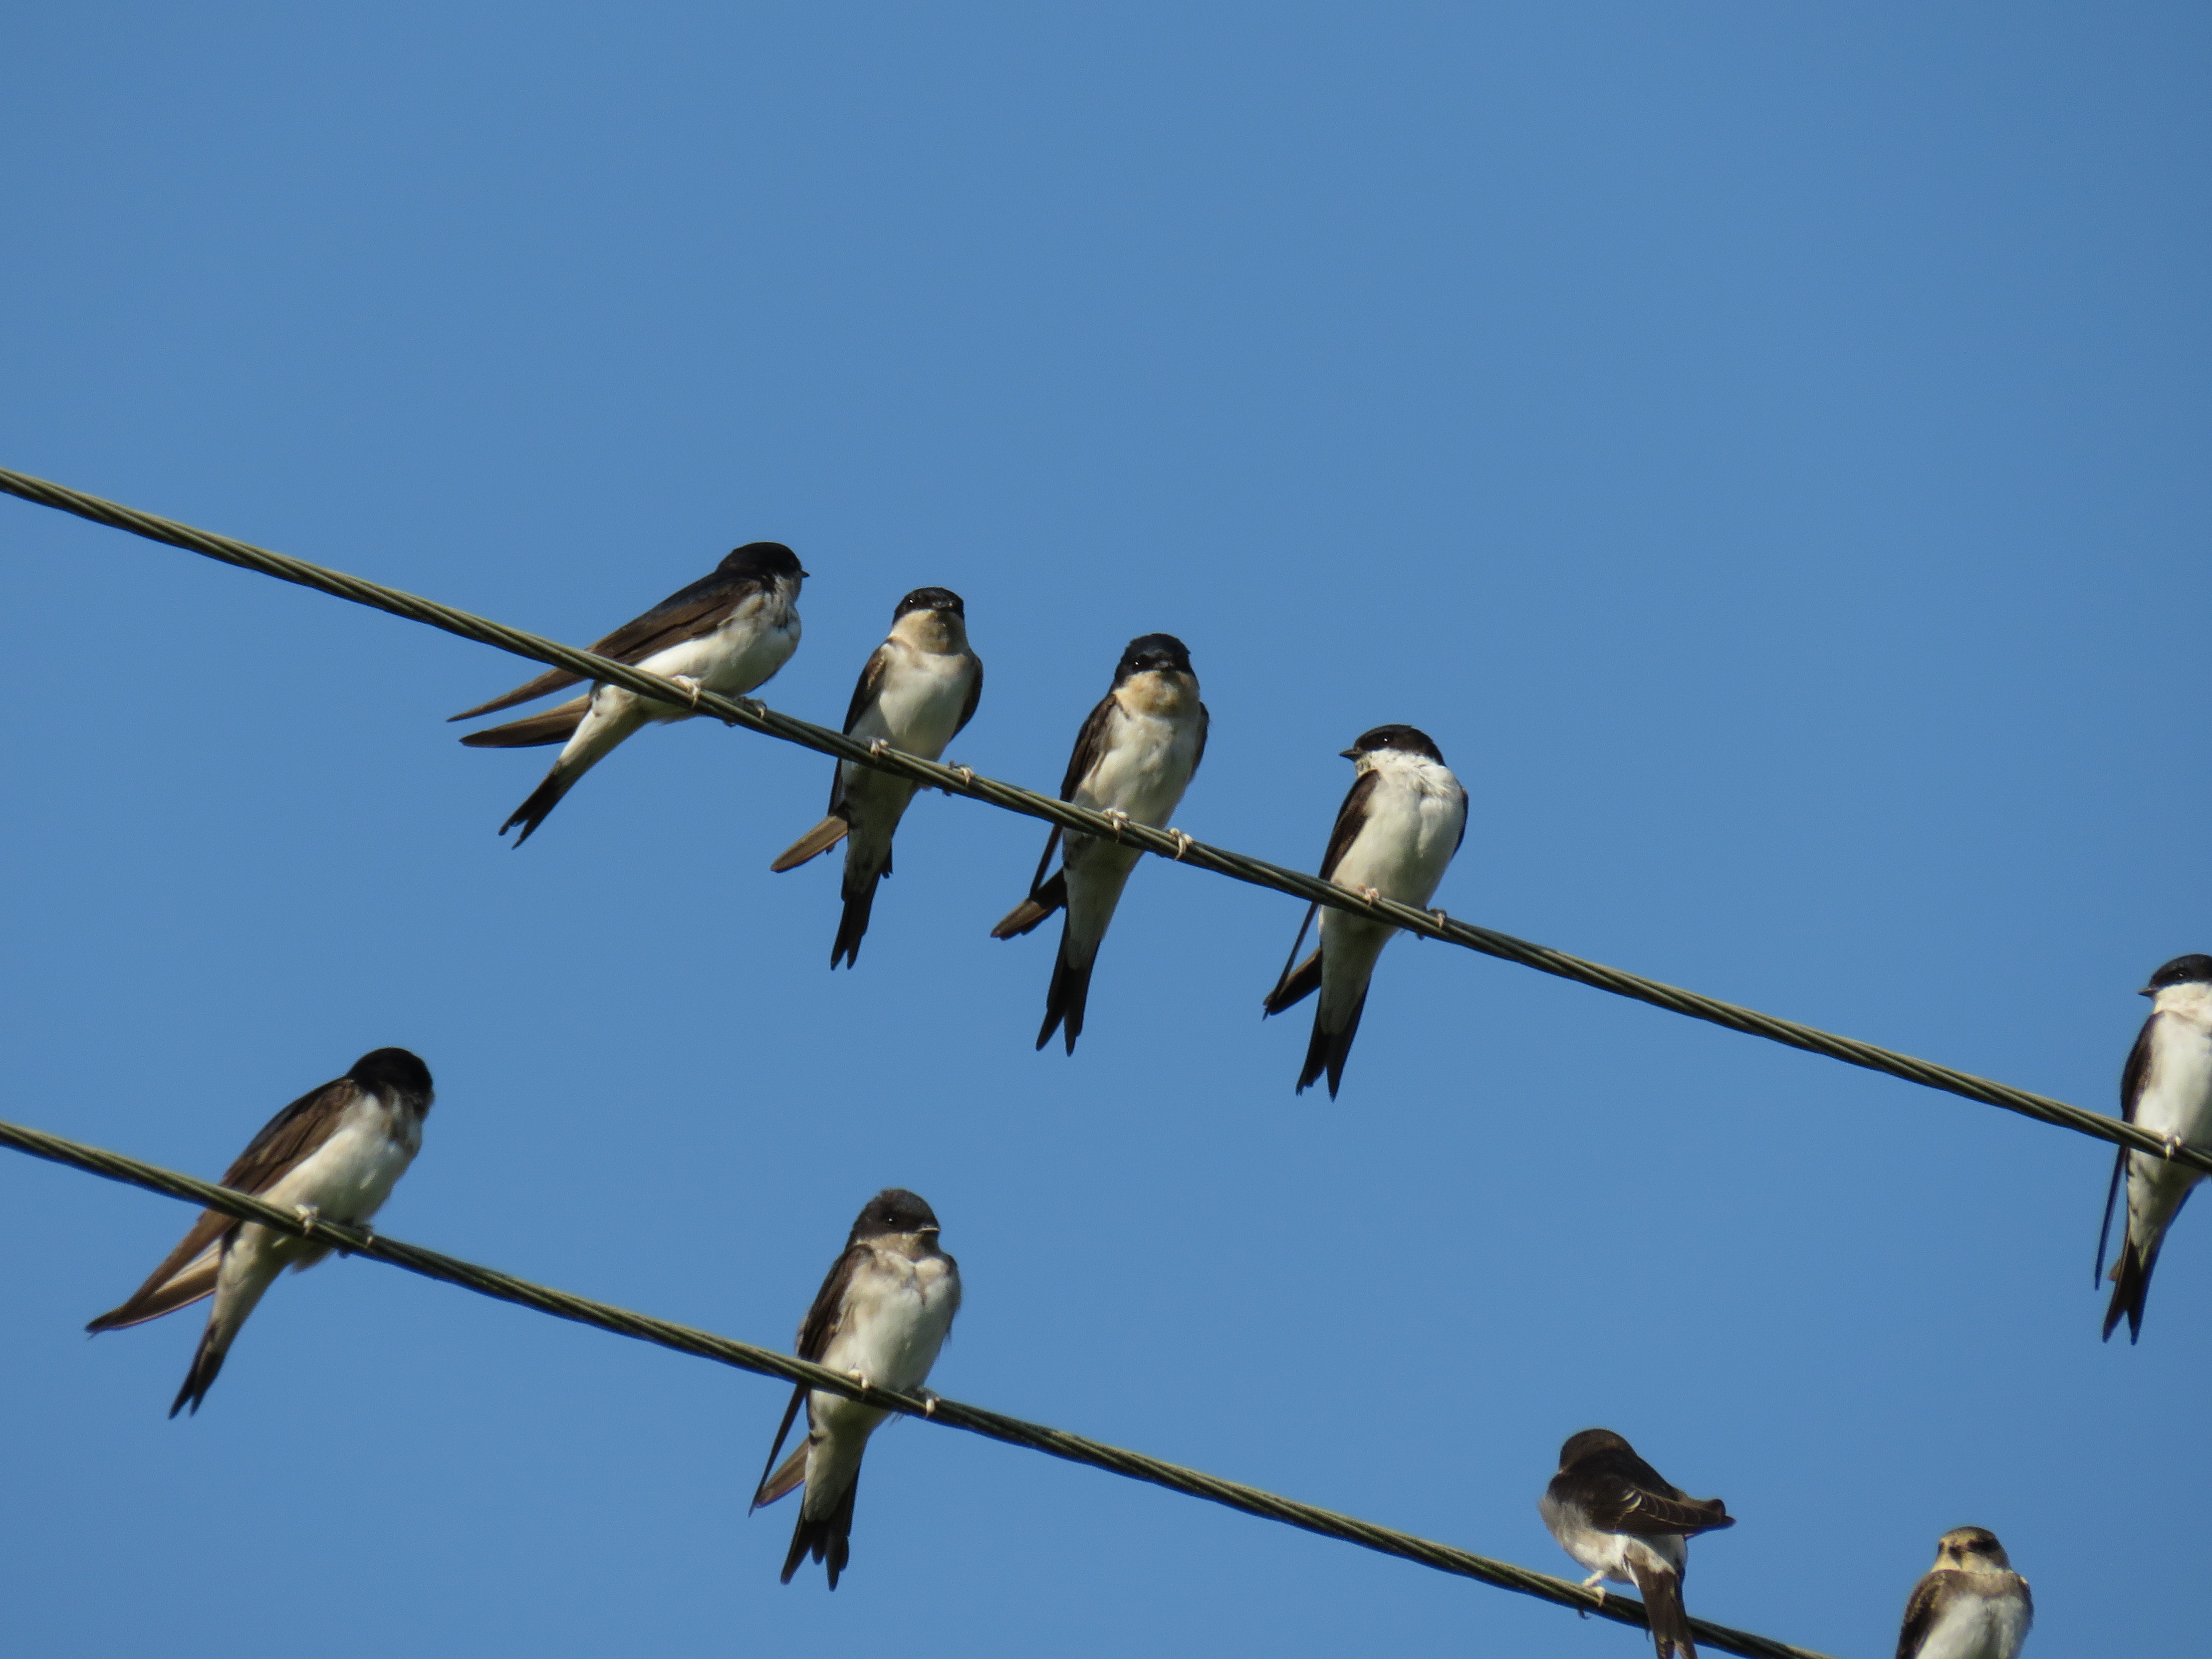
[0,463,2191,1179]
[0,1113,1835,1659]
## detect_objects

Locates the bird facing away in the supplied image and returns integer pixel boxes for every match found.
[449,542,806,845]
[1538,1429,1735,1659]
[1261,724,1466,1097]
[1895,1527,2032,1659]
[990,634,1208,1053]
[2095,952,2212,1342]
[751,1188,962,1589]
[769,587,983,967]
[86,1048,435,1417]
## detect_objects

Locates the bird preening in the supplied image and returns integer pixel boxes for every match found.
[1538,1428,1733,1659]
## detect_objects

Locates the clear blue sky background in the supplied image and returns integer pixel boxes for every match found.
[1,6,2205,1655]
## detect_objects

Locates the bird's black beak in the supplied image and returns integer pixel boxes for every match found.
[800,568,812,579]
[2139,987,2156,998]
[1339,747,1360,759]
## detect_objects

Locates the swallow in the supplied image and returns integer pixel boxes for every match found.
[1538,1429,1734,1659]
[990,634,1208,1053]
[1895,1527,2032,1659]
[1261,724,1467,1097]
[2095,952,2212,1342]
[770,588,983,966]
[86,1048,435,1417]
[450,541,806,845]
[751,1188,961,1588]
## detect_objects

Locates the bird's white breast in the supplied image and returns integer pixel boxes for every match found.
[643,579,802,698]
[1332,753,1465,906]
[2138,989,2212,1145]
[1538,1492,1686,1583]
[852,641,973,761]
[260,1093,422,1226]
[820,1245,961,1398]
[1913,1584,2031,1659]
[1076,676,1203,827]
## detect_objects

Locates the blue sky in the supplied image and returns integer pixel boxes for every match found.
[1,5,2205,1655]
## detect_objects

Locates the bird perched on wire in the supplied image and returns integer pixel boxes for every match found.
[85,1048,435,1417]
[1894,1527,2032,1659]
[1538,1429,1734,1659]
[1262,724,1465,1097]
[449,542,806,845]
[770,587,983,967]
[751,1188,961,1589]
[991,634,1208,1053]
[2095,951,2212,1342]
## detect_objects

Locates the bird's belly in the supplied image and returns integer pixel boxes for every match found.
[822,1270,957,1398]
[262,1116,418,1227]
[1333,804,1457,907]
[1077,723,1196,826]
[2137,1028,2212,1145]
[869,661,971,761]
[1916,1598,2027,1659]
[645,610,799,702]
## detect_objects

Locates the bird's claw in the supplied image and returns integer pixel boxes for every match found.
[338,1222,376,1257]
[1166,828,1194,860]
[1360,885,1382,905]
[2163,1134,2186,1162]
[1103,807,1132,841]
[919,1388,941,1418]
[944,763,977,795]
[672,675,706,711]
[869,738,890,757]
[1428,907,1449,927]
[292,1204,320,1236]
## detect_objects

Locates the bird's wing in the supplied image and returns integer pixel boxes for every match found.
[1318,770,1380,884]
[1893,1571,1946,1659]
[449,566,760,720]
[1059,692,1118,801]
[2121,1013,2156,1124]
[795,1242,867,1363]
[1577,1451,1733,1537]
[954,655,983,739]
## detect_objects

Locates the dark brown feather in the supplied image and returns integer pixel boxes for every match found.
[1318,769,1380,883]
[1628,1560,1697,1659]
[456,694,592,749]
[1895,1573,1946,1659]
[955,658,983,738]
[1566,1445,1734,1538]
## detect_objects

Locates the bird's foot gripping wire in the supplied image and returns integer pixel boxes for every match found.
[337,1222,376,1257]
[292,1204,321,1237]
[1103,808,1132,841]
[918,1388,942,1419]
[671,674,706,711]
[944,763,976,796]
[1165,828,1194,860]
[1359,885,1381,905]
[2163,1133,2187,1162]
[1579,1571,1607,1611]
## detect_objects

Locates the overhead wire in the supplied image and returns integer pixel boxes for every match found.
[0,1112,1837,1659]
[0,462,2193,1178]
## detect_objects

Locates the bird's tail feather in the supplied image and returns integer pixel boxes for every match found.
[992,869,1067,940]
[1296,987,1369,1098]
[779,1473,859,1589]
[772,816,849,873]
[1264,947,1323,1016]
[1628,1562,1697,1659]
[2094,1144,2127,1287]
[831,877,880,969]
[1038,926,1097,1054]
[457,694,592,748]
[500,765,577,846]
[2104,1233,2159,1344]
[450,668,586,723]
[168,1320,230,1419]
[85,1246,222,1334]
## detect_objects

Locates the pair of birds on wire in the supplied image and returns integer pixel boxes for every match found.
[79,1042,956,1591]
[76,1053,2026,1659]
[446,543,1469,1097]
[1539,1432,2030,1659]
